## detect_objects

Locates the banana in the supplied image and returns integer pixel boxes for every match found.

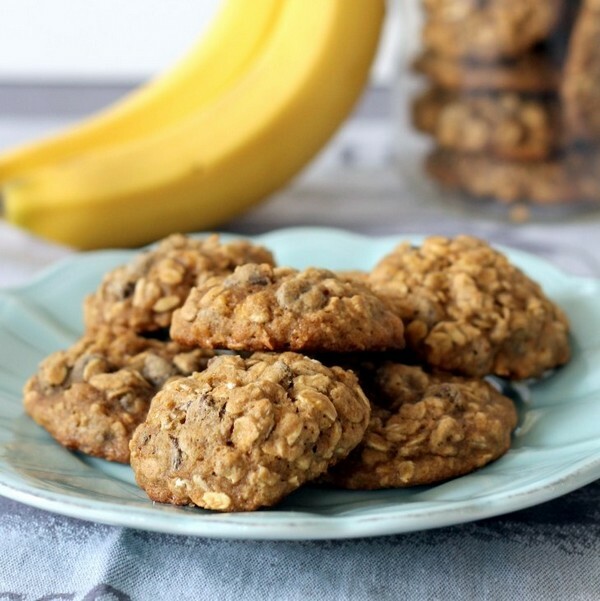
[3,0,385,250]
[0,0,283,182]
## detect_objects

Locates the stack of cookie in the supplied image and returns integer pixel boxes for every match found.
[412,0,600,208]
[23,233,571,512]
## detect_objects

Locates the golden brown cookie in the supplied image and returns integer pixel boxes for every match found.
[335,270,370,286]
[413,51,561,93]
[425,148,600,204]
[422,0,564,61]
[562,0,600,140]
[129,352,371,511]
[325,363,517,489]
[369,235,571,380]
[84,233,275,334]
[413,88,561,161]
[23,328,214,463]
[170,263,406,353]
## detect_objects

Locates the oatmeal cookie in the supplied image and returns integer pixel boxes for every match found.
[170,263,405,353]
[422,0,564,60]
[413,88,561,161]
[369,235,571,380]
[23,328,214,463]
[325,363,517,489]
[84,233,275,333]
[562,0,600,140]
[413,51,561,93]
[425,148,600,204]
[129,352,371,511]
[335,270,370,286]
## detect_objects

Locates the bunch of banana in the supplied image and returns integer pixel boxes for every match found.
[0,0,385,249]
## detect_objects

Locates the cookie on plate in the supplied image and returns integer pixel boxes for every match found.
[425,148,600,205]
[325,363,517,489]
[84,233,275,334]
[421,0,564,61]
[562,0,600,140]
[369,235,571,380]
[129,352,371,511]
[413,88,561,161]
[170,263,406,353]
[23,328,214,463]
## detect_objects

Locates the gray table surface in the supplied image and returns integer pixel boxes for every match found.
[1,86,600,599]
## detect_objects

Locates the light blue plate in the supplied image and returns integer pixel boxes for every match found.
[0,227,599,540]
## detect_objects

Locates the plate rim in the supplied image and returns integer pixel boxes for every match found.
[1,452,600,540]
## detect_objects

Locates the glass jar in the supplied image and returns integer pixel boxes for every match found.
[393,0,600,222]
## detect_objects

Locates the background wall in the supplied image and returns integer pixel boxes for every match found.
[0,0,403,85]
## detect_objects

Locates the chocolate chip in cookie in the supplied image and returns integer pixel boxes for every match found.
[84,233,275,334]
[369,235,571,380]
[325,363,518,489]
[421,0,564,61]
[413,88,562,161]
[170,263,406,353]
[129,352,371,511]
[425,148,600,205]
[23,328,214,463]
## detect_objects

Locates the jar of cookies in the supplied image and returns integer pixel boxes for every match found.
[395,0,600,220]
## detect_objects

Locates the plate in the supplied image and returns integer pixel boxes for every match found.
[1,227,600,540]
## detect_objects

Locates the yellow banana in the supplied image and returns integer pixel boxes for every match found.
[0,0,283,182]
[4,0,385,250]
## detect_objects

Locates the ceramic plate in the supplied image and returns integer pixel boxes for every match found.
[1,227,599,540]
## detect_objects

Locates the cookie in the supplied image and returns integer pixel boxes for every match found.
[422,0,564,60]
[413,51,561,93]
[425,148,600,205]
[562,0,600,140]
[335,270,370,285]
[413,88,561,161]
[23,328,214,463]
[84,233,275,334]
[325,363,517,489]
[368,235,571,380]
[170,263,406,353]
[129,352,371,511]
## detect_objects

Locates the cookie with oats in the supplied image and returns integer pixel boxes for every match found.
[413,88,561,161]
[369,235,570,379]
[129,352,371,512]
[84,233,275,334]
[23,328,214,463]
[325,363,517,489]
[170,263,405,353]
[562,0,600,141]
[422,0,564,61]
[425,148,600,204]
